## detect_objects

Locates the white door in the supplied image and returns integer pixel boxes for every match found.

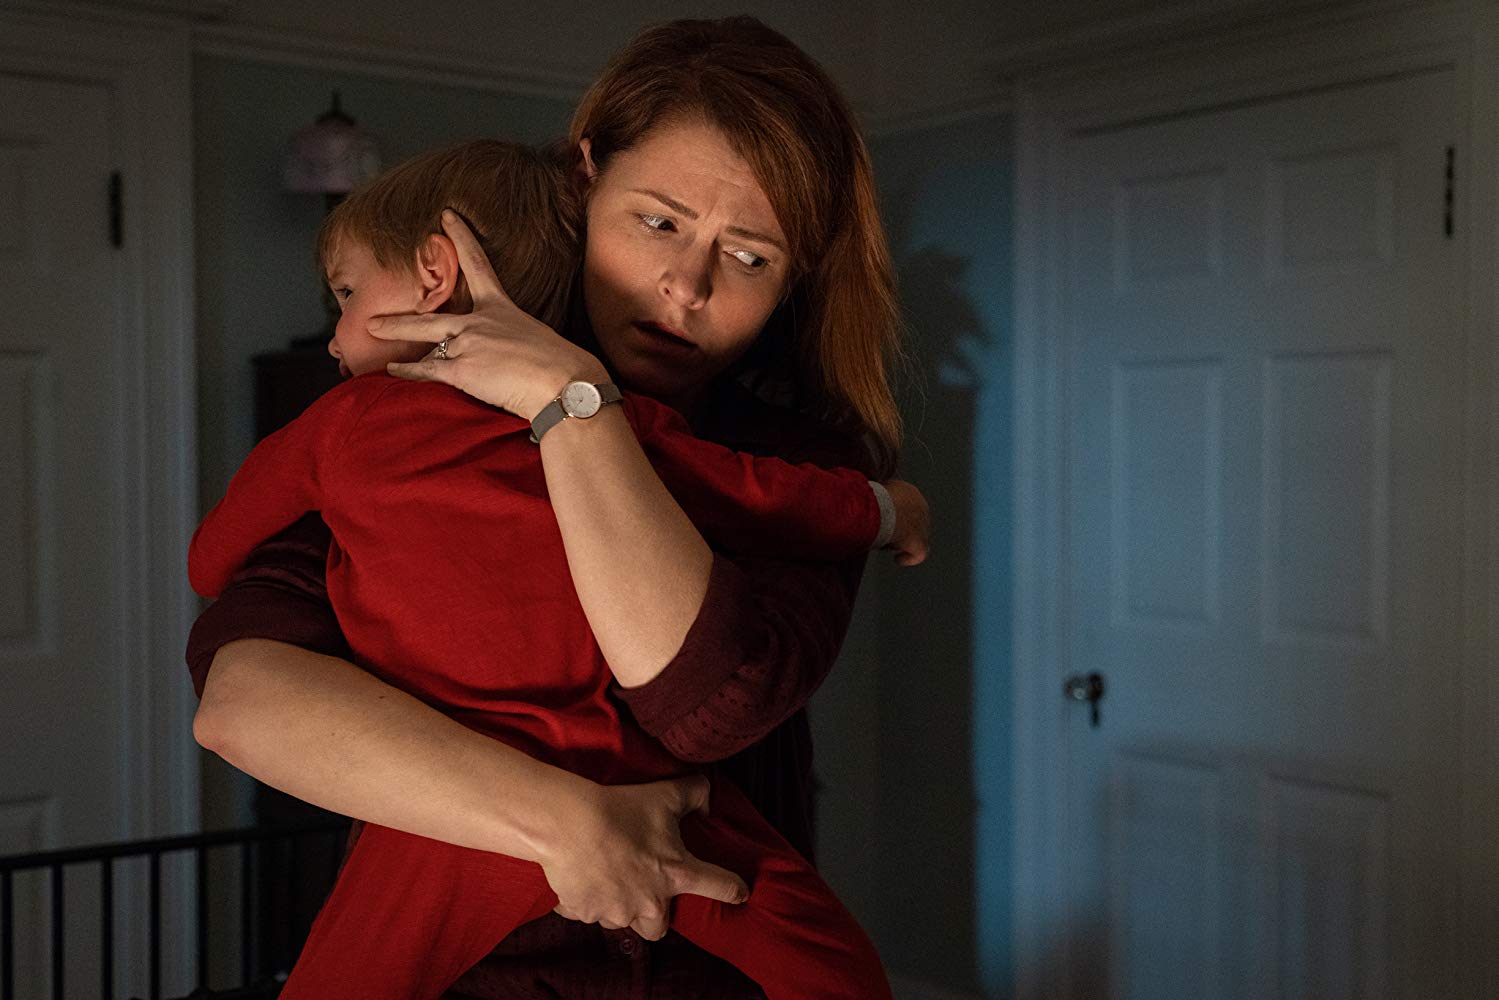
[1061,69,1462,999]
[0,71,134,998]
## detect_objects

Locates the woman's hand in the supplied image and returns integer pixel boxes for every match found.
[884,479,931,567]
[372,209,609,421]
[539,774,749,941]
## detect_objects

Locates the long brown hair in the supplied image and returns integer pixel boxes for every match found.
[319,140,580,331]
[568,17,904,476]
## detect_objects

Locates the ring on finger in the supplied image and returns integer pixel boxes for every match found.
[435,336,452,361]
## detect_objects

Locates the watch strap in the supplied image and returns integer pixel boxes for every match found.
[529,382,622,444]
[869,480,896,548]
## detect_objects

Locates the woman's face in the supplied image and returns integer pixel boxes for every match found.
[580,119,792,413]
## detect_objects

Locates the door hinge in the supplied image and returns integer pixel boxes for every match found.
[1444,146,1455,239]
[109,171,123,248]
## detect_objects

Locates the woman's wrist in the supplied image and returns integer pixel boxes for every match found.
[525,357,614,422]
[522,765,603,865]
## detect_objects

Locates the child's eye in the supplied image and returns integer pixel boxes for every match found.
[637,214,675,233]
[332,287,352,301]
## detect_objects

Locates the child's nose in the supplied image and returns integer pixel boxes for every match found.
[327,338,341,360]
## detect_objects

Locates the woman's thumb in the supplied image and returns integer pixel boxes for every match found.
[673,775,713,817]
[676,856,750,905]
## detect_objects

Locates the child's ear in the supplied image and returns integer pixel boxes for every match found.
[414,233,468,313]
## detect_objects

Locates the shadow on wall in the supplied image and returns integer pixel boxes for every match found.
[870,171,990,991]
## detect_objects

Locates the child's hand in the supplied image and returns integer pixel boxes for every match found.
[883,479,930,567]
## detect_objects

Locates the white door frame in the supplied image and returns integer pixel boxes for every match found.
[1006,2,1499,997]
[0,11,199,843]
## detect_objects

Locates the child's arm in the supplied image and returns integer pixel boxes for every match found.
[188,380,388,598]
[621,394,922,562]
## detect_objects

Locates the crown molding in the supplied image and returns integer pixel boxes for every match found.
[7,0,211,30]
[191,22,591,103]
[982,0,1424,78]
[12,0,591,102]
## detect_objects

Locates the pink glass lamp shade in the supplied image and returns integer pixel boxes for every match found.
[282,91,382,195]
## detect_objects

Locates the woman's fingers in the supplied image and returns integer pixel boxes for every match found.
[631,912,670,941]
[661,776,749,904]
[366,311,465,344]
[386,357,456,384]
[538,775,748,944]
[672,774,713,817]
[440,209,511,306]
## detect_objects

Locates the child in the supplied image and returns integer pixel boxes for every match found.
[189,140,924,1000]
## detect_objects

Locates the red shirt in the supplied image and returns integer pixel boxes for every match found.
[187,377,877,998]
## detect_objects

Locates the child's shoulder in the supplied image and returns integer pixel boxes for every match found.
[319,372,523,429]
[321,372,473,408]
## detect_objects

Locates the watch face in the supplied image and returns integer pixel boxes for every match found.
[560,381,603,418]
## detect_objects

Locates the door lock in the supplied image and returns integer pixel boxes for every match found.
[1063,672,1106,728]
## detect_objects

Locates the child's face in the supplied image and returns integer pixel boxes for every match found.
[324,240,437,377]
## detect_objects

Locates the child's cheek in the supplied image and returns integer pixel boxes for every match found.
[395,340,433,365]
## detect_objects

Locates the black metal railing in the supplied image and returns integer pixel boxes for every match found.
[0,819,349,1000]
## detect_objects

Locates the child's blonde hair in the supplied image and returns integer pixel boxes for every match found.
[318,140,580,330]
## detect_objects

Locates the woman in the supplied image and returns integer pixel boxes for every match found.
[189,16,904,996]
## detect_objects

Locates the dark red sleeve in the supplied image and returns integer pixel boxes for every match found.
[614,550,866,763]
[614,409,877,763]
[184,513,350,700]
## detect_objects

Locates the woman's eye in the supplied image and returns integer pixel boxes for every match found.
[729,249,769,271]
[637,214,675,233]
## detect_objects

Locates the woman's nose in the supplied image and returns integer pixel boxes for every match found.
[659,249,711,309]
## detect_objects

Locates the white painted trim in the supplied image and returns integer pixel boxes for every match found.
[985,0,1419,77]
[1007,3,1495,999]
[1007,79,1070,1000]
[191,22,590,103]
[10,0,589,103]
[0,7,200,991]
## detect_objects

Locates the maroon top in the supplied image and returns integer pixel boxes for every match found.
[185,382,873,999]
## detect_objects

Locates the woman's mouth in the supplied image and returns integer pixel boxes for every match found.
[632,320,696,350]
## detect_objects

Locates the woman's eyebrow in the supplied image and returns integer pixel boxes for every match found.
[632,188,787,253]
[633,188,697,219]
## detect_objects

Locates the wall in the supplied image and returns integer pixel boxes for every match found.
[818,109,1012,997]
[193,55,574,826]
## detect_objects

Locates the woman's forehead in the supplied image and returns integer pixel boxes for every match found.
[602,122,786,239]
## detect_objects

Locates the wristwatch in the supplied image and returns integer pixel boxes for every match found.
[529,380,623,443]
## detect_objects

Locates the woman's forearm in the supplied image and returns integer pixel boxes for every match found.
[193,638,593,862]
[539,405,714,689]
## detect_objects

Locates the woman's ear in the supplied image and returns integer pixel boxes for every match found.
[577,137,599,185]
[414,233,469,313]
